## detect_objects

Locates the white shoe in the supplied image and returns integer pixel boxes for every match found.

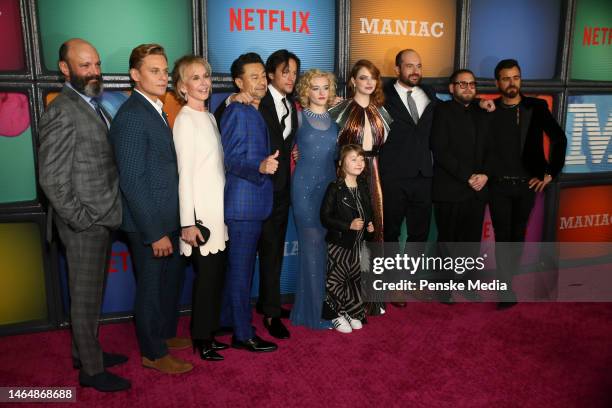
[332,316,352,333]
[343,313,363,330]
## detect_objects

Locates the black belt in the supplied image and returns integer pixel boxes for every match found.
[493,176,530,185]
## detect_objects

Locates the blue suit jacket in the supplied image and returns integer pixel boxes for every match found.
[220,103,272,221]
[109,91,180,244]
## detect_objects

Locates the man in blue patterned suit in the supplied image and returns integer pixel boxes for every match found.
[109,44,192,374]
[219,53,279,352]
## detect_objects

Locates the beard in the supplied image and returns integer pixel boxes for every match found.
[454,92,475,105]
[399,72,421,87]
[501,85,519,99]
[69,67,103,97]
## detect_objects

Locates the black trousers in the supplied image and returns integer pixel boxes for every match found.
[488,181,536,300]
[434,197,486,243]
[257,187,290,318]
[126,230,186,360]
[190,249,227,340]
[383,175,432,244]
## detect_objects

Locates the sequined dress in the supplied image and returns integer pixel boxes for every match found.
[290,109,338,329]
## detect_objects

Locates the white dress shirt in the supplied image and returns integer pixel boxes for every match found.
[393,81,430,118]
[268,84,292,139]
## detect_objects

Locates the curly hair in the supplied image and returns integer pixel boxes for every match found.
[348,59,385,107]
[171,55,212,104]
[295,69,337,109]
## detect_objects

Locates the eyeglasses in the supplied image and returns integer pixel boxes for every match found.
[453,81,477,89]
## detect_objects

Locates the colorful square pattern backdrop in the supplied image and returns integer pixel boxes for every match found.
[0,0,26,71]
[570,0,612,81]
[468,0,561,79]
[0,223,47,326]
[36,0,192,74]
[206,0,335,73]
[349,0,456,78]
[0,92,37,204]
[564,94,612,173]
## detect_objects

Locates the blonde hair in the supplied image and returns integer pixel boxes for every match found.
[295,69,337,109]
[171,55,212,103]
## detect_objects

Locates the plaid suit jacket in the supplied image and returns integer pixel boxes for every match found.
[109,91,180,244]
[220,103,272,221]
[38,85,121,231]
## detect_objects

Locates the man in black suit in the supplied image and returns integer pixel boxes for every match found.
[215,50,299,339]
[487,59,567,308]
[379,49,439,307]
[431,69,489,243]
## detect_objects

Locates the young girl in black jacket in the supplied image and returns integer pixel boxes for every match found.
[320,144,374,333]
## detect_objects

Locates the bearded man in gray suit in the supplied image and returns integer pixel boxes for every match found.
[38,38,130,392]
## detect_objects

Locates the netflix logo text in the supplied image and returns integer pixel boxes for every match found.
[229,8,310,33]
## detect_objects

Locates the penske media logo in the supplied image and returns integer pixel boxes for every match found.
[565,101,612,170]
[559,213,611,230]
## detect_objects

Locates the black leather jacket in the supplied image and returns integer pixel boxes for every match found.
[320,178,374,249]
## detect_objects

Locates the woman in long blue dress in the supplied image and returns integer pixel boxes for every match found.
[290,69,338,330]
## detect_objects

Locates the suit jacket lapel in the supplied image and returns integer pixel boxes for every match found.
[259,91,283,142]
[386,86,415,127]
[63,86,108,131]
[519,103,532,153]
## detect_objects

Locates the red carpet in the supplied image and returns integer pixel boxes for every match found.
[1,303,611,407]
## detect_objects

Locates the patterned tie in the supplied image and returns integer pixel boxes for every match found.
[280,97,290,133]
[405,90,419,124]
[90,98,109,129]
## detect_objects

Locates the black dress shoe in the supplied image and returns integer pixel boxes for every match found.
[280,307,291,319]
[211,338,229,351]
[256,306,292,319]
[263,317,290,339]
[79,370,131,392]
[73,352,128,370]
[231,335,277,352]
[390,302,407,308]
[193,340,224,361]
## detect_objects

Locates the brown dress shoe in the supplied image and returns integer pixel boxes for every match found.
[165,337,192,350]
[142,354,193,374]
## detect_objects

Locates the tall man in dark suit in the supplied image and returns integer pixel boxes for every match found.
[38,38,130,392]
[109,44,192,373]
[215,50,299,339]
[379,49,440,307]
[431,69,490,243]
[488,59,567,308]
[219,52,279,352]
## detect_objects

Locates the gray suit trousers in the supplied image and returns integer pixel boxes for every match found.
[56,217,111,376]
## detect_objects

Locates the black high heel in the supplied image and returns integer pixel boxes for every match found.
[193,339,224,361]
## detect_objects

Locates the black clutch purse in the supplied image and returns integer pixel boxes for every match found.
[195,217,211,246]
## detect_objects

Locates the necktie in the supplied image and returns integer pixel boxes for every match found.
[405,90,419,124]
[280,97,290,133]
[161,110,170,127]
[91,98,109,129]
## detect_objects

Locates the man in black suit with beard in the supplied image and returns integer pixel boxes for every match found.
[379,49,440,307]
[215,50,299,338]
[431,69,490,243]
[487,59,566,308]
